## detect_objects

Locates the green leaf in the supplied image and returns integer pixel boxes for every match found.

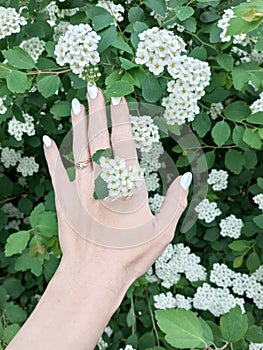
[144,0,167,16]
[142,75,162,103]
[228,240,250,252]
[253,214,263,228]
[36,75,60,98]
[50,101,71,117]
[98,25,117,52]
[119,57,138,70]
[112,33,133,54]
[155,309,206,349]
[2,278,25,299]
[94,175,109,199]
[92,13,113,31]
[192,110,211,137]
[30,203,45,227]
[105,81,134,97]
[246,112,263,124]
[92,148,113,164]
[220,306,248,343]
[176,6,195,21]
[225,149,244,174]
[232,125,247,150]
[128,7,145,23]
[245,325,263,343]
[216,54,234,72]
[126,307,136,327]
[6,70,28,93]
[4,302,27,323]
[211,120,231,146]
[3,323,20,344]
[231,67,249,90]
[5,231,31,257]
[199,318,214,346]
[243,128,262,149]
[233,255,244,268]
[246,251,261,273]
[189,46,207,61]
[224,101,251,121]
[2,47,36,69]
[14,252,43,276]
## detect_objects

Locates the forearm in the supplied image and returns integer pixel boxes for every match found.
[6,258,130,350]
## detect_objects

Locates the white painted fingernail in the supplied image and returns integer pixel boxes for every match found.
[43,135,52,148]
[111,97,121,106]
[180,172,192,191]
[87,83,98,99]
[72,98,81,115]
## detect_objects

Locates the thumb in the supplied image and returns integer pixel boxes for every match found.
[154,172,192,236]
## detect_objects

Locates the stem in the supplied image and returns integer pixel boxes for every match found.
[145,287,160,347]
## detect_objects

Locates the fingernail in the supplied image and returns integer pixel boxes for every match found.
[72,98,81,115]
[43,135,52,148]
[111,97,121,106]
[87,83,98,99]
[180,172,192,191]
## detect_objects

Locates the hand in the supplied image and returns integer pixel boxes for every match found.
[43,85,192,287]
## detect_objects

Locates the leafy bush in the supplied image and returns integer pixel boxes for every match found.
[0,0,263,349]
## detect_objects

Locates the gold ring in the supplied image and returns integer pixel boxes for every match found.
[76,158,92,170]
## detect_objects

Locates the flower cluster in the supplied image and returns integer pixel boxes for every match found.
[135,27,186,75]
[7,113,35,141]
[250,92,263,114]
[193,283,245,317]
[1,147,21,168]
[195,198,222,223]
[148,193,164,214]
[97,1,125,23]
[207,102,224,120]
[100,156,144,198]
[209,263,263,309]
[2,203,24,220]
[253,193,263,211]
[54,23,101,76]
[53,21,70,41]
[219,214,243,239]
[217,8,247,43]
[249,343,263,350]
[145,173,160,192]
[163,55,210,125]
[45,1,78,27]
[96,326,113,350]
[207,169,229,191]
[0,96,7,115]
[140,143,164,175]
[231,45,263,66]
[119,346,136,350]
[154,243,207,288]
[20,37,45,63]
[154,291,192,310]
[130,115,160,153]
[0,6,26,39]
[16,156,39,177]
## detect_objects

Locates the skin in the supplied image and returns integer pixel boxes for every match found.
[7,89,190,350]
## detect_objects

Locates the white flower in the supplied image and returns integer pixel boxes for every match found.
[154,243,207,288]
[207,169,229,191]
[219,214,243,239]
[1,147,21,168]
[54,24,100,76]
[148,194,164,214]
[195,199,222,223]
[135,27,186,75]
[2,203,24,219]
[140,143,164,175]
[145,173,160,192]
[0,6,27,39]
[207,102,224,120]
[119,345,136,350]
[17,156,39,177]
[250,92,263,114]
[249,343,263,350]
[100,156,144,199]
[0,96,7,115]
[20,37,45,63]
[97,0,125,24]
[253,193,263,211]
[154,292,177,309]
[193,283,245,317]
[210,263,235,288]
[7,113,35,141]
[44,2,78,26]
[131,115,160,153]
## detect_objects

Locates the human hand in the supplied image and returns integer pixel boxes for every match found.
[43,85,192,288]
